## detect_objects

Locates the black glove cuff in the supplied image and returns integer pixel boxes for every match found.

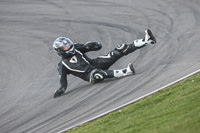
[85,41,102,51]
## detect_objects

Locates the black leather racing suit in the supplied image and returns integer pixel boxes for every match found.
[57,42,138,91]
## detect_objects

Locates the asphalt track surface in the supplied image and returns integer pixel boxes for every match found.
[1,0,200,133]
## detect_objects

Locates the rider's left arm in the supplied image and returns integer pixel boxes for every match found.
[74,42,102,53]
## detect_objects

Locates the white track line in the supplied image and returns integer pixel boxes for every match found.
[58,68,200,133]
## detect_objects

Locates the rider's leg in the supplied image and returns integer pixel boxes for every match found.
[92,29,156,70]
[89,63,135,83]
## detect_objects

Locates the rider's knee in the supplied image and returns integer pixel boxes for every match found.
[113,44,130,56]
[89,69,106,83]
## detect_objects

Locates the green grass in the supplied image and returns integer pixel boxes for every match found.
[67,73,200,133]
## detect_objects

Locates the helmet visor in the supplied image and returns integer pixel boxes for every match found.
[62,38,73,51]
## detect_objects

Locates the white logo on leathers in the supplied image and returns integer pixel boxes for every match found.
[69,56,78,63]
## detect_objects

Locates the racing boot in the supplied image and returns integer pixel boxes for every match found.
[113,63,135,78]
[134,29,156,47]
[54,87,66,98]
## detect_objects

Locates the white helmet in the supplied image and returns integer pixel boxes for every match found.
[53,37,75,57]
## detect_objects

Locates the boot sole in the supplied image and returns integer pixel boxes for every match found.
[145,29,156,44]
[128,63,135,75]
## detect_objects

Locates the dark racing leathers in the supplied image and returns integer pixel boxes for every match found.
[57,42,138,92]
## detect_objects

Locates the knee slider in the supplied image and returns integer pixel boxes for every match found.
[114,44,129,55]
[89,69,106,83]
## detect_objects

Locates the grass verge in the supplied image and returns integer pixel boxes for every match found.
[67,73,200,133]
